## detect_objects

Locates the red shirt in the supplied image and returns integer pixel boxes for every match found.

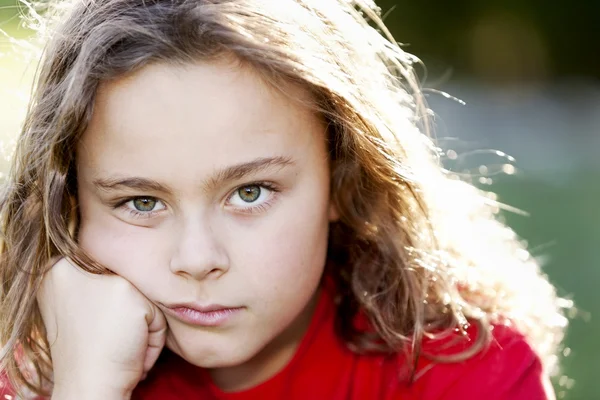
[2,286,552,400]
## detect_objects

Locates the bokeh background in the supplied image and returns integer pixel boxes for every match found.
[0,1,597,398]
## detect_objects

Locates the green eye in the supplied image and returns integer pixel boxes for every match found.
[238,185,261,203]
[133,198,157,211]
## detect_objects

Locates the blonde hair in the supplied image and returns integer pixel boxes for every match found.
[0,0,567,396]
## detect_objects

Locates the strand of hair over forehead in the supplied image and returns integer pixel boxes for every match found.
[26,0,428,104]
[24,0,435,190]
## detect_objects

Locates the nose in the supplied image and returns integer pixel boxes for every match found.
[169,218,230,281]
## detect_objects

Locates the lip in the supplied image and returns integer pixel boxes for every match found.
[163,303,243,327]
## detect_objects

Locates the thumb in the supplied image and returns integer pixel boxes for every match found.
[143,304,167,375]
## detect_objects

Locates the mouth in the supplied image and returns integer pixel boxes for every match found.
[162,303,244,327]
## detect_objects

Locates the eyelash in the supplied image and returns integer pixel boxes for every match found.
[113,181,280,219]
[225,181,280,215]
[115,199,164,220]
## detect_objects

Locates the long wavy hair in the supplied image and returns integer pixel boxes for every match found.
[0,0,567,396]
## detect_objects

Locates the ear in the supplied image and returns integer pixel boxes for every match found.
[328,200,339,222]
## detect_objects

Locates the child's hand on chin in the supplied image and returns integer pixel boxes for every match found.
[36,257,167,400]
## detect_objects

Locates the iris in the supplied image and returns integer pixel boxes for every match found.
[238,185,260,202]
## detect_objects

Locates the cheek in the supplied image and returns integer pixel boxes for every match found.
[77,215,169,293]
[234,186,331,297]
[266,212,327,273]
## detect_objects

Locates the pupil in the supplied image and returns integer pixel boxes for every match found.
[133,198,156,211]
[239,186,261,203]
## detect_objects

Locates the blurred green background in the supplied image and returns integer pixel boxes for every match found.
[0,0,597,398]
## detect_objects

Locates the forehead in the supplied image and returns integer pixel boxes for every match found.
[77,59,326,186]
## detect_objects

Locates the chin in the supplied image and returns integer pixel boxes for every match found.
[167,333,263,368]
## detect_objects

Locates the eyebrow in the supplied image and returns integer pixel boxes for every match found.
[92,156,295,194]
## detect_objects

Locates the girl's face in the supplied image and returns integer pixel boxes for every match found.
[76,59,336,389]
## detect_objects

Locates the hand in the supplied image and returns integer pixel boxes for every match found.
[37,258,167,400]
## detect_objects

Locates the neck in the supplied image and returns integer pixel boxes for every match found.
[209,287,322,392]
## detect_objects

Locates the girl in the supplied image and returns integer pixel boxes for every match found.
[0,0,567,399]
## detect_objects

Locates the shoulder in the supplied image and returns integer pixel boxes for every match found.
[408,323,555,400]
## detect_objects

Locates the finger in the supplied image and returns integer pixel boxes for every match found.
[143,305,167,373]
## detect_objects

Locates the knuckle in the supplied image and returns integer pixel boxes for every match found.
[110,277,140,300]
